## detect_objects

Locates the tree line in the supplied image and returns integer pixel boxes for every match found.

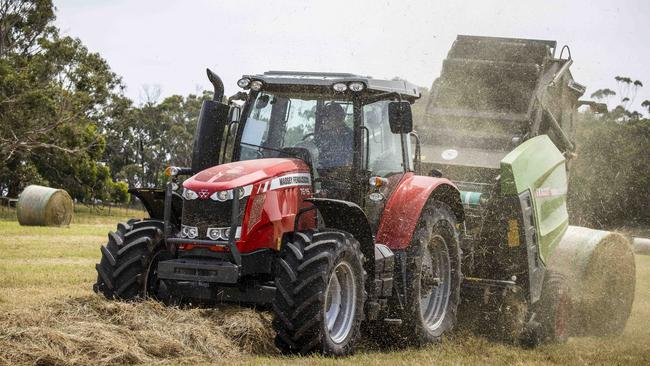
[567,82,650,227]
[0,0,209,203]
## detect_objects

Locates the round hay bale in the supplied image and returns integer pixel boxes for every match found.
[633,237,650,255]
[548,226,635,337]
[16,185,73,226]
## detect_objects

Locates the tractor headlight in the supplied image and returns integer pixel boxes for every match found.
[222,226,242,240]
[237,78,251,88]
[332,82,347,92]
[209,186,251,201]
[207,227,223,240]
[206,226,241,241]
[182,188,199,200]
[348,82,365,92]
[210,190,232,202]
[250,80,263,91]
[237,187,246,198]
[181,224,199,239]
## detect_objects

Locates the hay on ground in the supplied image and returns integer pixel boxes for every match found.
[0,295,276,365]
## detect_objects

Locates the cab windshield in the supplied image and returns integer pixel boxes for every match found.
[238,91,412,179]
[239,92,354,167]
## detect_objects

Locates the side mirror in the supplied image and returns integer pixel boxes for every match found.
[388,101,413,134]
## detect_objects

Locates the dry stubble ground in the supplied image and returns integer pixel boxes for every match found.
[0,208,648,365]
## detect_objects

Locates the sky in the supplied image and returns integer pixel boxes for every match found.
[54,0,650,112]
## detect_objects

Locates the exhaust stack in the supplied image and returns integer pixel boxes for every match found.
[190,69,230,173]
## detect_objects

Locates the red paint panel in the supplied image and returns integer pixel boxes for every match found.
[180,158,314,254]
[237,179,315,253]
[376,173,458,250]
[184,158,309,193]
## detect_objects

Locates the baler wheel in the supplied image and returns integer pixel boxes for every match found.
[525,271,571,346]
[93,219,172,301]
[272,230,366,356]
[396,201,462,345]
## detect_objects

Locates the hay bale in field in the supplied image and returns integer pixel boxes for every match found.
[549,226,636,337]
[633,237,650,255]
[16,185,73,226]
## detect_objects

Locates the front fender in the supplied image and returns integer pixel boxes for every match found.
[304,198,374,253]
[304,197,377,300]
[375,173,463,250]
[129,188,182,224]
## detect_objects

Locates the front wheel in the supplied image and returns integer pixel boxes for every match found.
[395,201,462,346]
[272,230,366,355]
[93,219,172,300]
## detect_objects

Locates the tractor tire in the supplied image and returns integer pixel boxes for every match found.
[394,201,462,346]
[272,230,366,356]
[523,271,571,346]
[93,219,173,301]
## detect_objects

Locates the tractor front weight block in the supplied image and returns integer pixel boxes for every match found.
[158,258,240,284]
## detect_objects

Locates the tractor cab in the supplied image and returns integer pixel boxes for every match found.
[230,71,421,226]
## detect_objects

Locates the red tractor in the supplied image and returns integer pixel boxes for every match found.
[95,70,464,355]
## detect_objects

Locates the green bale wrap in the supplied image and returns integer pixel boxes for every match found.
[16,185,73,226]
[548,226,635,337]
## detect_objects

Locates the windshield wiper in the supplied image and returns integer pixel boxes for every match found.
[240,142,298,158]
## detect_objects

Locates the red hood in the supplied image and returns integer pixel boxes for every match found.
[183,158,309,191]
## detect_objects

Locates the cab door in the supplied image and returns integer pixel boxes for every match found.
[361,100,411,232]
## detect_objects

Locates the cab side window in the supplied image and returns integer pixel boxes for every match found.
[363,101,405,177]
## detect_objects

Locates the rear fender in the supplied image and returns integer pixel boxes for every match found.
[129,188,182,224]
[376,173,463,250]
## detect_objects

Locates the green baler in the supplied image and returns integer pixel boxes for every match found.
[419,35,635,343]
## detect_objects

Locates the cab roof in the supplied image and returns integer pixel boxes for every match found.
[241,70,421,101]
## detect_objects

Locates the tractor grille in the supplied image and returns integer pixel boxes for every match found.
[181,197,248,240]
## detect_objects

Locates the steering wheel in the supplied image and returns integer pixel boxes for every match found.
[293,136,320,172]
[301,132,315,141]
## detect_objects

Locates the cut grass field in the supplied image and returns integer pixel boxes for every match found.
[0,210,649,365]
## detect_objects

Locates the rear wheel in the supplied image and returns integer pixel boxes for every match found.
[272,230,366,355]
[93,219,172,300]
[395,202,462,345]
